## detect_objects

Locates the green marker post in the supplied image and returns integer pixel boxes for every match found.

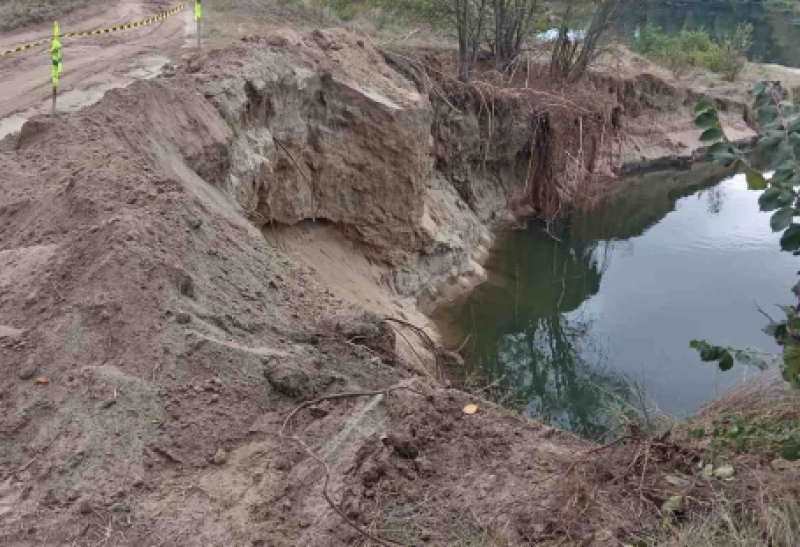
[195,0,202,50]
[51,21,63,117]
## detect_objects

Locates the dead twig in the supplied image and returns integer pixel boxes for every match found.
[533,434,635,486]
[280,383,424,435]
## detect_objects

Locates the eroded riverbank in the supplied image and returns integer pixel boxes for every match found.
[434,163,797,436]
[1,13,798,545]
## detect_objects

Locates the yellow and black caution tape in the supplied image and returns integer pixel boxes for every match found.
[0,38,50,57]
[0,3,188,58]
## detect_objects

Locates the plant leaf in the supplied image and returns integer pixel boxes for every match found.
[780,224,800,251]
[781,437,800,461]
[709,142,732,155]
[689,428,706,438]
[718,351,734,371]
[758,130,784,149]
[759,188,783,211]
[699,345,724,362]
[700,127,724,142]
[746,171,767,190]
[695,99,714,113]
[711,151,737,165]
[783,345,800,382]
[771,207,794,232]
[758,105,779,125]
[695,111,718,129]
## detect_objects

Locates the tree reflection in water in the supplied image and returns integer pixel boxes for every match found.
[455,222,632,438]
[433,165,730,437]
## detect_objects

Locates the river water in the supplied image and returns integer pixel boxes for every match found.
[618,1,800,67]
[433,165,799,438]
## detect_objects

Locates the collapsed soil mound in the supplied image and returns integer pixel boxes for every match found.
[0,27,750,546]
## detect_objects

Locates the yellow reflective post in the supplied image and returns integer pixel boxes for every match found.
[195,1,202,49]
[51,21,63,116]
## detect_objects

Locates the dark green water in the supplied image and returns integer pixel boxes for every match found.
[433,165,799,438]
[618,1,800,67]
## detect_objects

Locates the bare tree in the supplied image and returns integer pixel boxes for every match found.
[455,0,490,82]
[550,0,629,83]
[492,0,540,70]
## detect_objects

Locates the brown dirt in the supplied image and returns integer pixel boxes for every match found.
[0,0,99,33]
[0,25,587,546]
[2,4,797,547]
[0,0,190,139]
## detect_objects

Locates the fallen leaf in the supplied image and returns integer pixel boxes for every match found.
[35,376,49,384]
[462,404,479,415]
[713,465,735,480]
[665,473,689,487]
[661,495,684,515]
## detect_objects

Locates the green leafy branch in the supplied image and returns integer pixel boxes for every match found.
[692,83,800,384]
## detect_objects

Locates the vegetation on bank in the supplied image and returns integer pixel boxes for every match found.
[632,22,753,81]
[292,0,630,82]
[764,0,797,13]
[690,83,800,388]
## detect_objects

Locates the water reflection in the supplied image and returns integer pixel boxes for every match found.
[434,164,799,435]
[468,225,631,438]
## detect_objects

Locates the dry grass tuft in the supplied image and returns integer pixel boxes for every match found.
[694,375,800,426]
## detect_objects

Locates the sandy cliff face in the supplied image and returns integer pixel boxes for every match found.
[197,30,497,310]
[0,29,505,546]
[1,25,755,546]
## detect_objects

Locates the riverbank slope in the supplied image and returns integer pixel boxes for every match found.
[0,4,798,546]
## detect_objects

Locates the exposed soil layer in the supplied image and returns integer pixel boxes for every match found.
[0,7,791,546]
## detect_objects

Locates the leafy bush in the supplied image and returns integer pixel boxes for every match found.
[764,0,795,12]
[717,23,754,82]
[692,84,800,385]
[632,23,752,82]
[631,23,668,55]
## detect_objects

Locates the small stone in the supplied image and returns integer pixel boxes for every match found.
[264,366,312,398]
[99,398,117,409]
[210,394,219,403]
[18,365,37,381]
[179,276,195,298]
[273,456,291,471]
[78,500,93,515]
[176,312,191,325]
[213,448,228,465]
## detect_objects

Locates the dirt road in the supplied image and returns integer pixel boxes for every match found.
[0,0,194,139]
